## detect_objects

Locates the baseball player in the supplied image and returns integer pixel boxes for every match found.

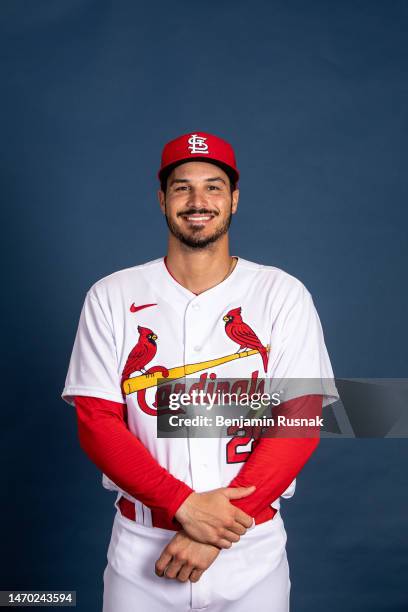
[61,131,338,611]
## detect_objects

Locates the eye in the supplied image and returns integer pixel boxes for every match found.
[208,185,220,190]
[175,185,189,191]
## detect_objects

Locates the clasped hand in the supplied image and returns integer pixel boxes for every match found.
[155,485,255,583]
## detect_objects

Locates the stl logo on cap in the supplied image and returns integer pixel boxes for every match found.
[158,131,240,186]
[188,134,209,155]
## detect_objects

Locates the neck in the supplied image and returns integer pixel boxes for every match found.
[165,236,236,294]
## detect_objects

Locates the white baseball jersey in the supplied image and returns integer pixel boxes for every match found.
[61,255,338,610]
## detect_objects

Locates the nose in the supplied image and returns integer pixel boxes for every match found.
[187,186,208,208]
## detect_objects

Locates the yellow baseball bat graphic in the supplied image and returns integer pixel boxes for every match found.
[122,346,270,395]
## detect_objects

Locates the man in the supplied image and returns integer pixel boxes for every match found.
[61,131,338,611]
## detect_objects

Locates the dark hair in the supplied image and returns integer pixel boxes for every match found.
[160,158,237,194]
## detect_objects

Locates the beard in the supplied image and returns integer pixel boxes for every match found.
[164,200,233,249]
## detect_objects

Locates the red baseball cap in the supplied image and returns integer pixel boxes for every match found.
[158,131,239,187]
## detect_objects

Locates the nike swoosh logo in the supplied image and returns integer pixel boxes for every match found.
[130,303,157,313]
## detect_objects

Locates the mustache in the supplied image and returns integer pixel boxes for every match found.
[177,209,219,217]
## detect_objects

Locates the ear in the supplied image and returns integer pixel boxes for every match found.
[231,188,239,214]
[158,189,166,215]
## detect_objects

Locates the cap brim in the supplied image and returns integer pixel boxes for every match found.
[158,157,239,185]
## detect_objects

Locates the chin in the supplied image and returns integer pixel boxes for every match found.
[179,233,221,249]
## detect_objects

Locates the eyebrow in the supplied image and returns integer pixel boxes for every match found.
[169,177,226,186]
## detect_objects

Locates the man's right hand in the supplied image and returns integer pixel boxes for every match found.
[174,486,256,549]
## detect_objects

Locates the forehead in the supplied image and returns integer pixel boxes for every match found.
[169,161,229,182]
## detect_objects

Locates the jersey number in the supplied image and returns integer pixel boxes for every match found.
[226,425,256,463]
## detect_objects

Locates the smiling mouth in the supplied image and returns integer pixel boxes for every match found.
[181,213,215,224]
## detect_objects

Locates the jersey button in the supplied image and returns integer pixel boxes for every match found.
[193,345,202,352]
[192,303,200,311]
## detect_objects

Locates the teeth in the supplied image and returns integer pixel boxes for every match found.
[185,215,212,221]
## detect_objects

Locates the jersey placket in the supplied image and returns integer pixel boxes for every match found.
[183,297,219,610]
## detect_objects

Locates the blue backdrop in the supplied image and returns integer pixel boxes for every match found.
[1,1,407,610]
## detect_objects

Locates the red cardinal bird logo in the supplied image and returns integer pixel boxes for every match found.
[223,307,269,373]
[121,325,158,390]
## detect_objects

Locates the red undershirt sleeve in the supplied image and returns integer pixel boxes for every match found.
[74,395,193,522]
[228,394,323,520]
